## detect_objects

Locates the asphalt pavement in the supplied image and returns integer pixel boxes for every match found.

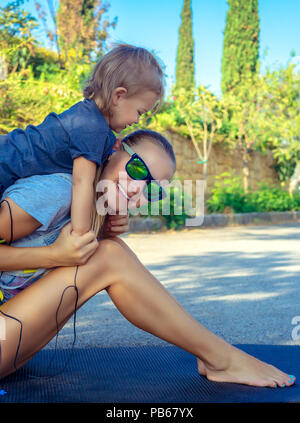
[45,222,300,350]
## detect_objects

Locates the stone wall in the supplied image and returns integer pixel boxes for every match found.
[163,130,279,193]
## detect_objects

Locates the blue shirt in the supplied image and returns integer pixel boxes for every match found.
[0,173,73,287]
[0,99,116,193]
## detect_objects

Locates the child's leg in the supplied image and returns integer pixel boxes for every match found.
[0,238,295,387]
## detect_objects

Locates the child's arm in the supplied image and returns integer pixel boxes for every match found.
[71,156,97,236]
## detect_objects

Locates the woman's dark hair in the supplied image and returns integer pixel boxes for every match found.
[122,129,176,168]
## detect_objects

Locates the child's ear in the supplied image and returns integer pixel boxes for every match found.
[114,138,124,150]
[111,87,128,105]
[109,138,123,157]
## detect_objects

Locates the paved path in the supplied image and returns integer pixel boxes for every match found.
[46,223,300,349]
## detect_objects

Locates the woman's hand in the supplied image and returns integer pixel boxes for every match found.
[102,212,130,238]
[49,222,99,267]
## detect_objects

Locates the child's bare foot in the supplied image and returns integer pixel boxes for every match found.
[196,346,296,388]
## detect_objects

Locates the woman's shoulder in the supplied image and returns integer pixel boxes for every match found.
[7,173,72,192]
[1,173,73,236]
[1,173,72,221]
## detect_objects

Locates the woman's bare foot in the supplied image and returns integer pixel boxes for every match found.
[196,346,296,388]
[197,357,207,376]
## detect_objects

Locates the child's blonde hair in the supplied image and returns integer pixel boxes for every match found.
[83,43,165,115]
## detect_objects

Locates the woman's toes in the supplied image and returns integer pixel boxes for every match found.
[196,358,207,376]
[269,380,278,388]
[277,375,295,388]
[287,375,296,386]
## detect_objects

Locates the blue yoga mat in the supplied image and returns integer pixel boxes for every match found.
[0,344,299,403]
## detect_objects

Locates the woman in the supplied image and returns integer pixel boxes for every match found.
[0,130,295,388]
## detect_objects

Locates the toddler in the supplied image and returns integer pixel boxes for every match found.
[0,44,164,237]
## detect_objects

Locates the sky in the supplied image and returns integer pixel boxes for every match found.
[1,0,300,97]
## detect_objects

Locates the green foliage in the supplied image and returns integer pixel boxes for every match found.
[247,184,300,212]
[146,100,188,136]
[0,0,299,222]
[0,0,115,134]
[57,0,117,66]
[26,46,61,79]
[221,0,259,94]
[258,62,300,182]
[0,68,83,134]
[221,59,300,191]
[156,185,190,230]
[273,147,300,183]
[206,172,250,213]
[175,86,225,148]
[129,185,190,230]
[207,172,300,213]
[175,0,195,93]
[0,2,38,72]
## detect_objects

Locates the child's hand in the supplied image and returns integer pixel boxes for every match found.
[102,213,130,238]
[49,222,99,266]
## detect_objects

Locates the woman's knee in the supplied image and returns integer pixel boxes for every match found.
[98,237,128,261]
[103,236,141,261]
[84,237,129,277]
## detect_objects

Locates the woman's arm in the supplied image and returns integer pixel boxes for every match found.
[0,197,98,271]
[0,244,56,271]
[71,156,97,236]
[0,196,42,242]
[0,197,57,270]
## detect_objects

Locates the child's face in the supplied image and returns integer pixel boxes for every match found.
[98,139,176,215]
[108,89,159,134]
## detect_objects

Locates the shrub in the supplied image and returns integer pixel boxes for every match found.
[129,184,190,230]
[206,172,252,213]
[0,67,83,133]
[248,184,300,212]
[206,172,300,213]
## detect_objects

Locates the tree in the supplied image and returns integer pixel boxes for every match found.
[259,62,300,192]
[221,0,259,95]
[223,76,262,193]
[35,1,62,63]
[56,0,117,66]
[174,86,225,196]
[0,2,38,73]
[224,61,300,194]
[174,0,195,93]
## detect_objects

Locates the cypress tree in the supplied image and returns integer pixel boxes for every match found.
[221,0,260,94]
[175,0,195,93]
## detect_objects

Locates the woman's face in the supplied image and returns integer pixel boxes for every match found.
[97,139,176,215]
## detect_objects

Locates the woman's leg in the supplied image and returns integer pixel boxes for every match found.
[100,237,297,385]
[0,239,115,378]
[0,238,295,387]
[100,237,295,388]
